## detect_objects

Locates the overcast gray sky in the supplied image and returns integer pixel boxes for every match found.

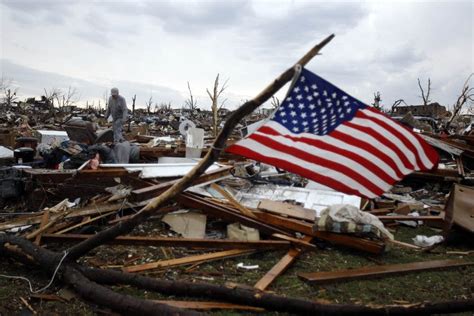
[1,0,472,110]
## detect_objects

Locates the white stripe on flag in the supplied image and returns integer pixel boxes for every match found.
[334,125,413,175]
[360,108,435,169]
[237,137,379,198]
[253,130,391,191]
[350,116,420,170]
[264,121,401,179]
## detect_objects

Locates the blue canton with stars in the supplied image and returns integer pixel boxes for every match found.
[272,68,367,135]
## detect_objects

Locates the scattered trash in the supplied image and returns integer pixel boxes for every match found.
[412,235,444,247]
[237,262,259,270]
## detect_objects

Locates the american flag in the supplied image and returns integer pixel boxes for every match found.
[226,68,439,198]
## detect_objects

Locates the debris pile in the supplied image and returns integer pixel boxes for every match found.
[0,36,473,315]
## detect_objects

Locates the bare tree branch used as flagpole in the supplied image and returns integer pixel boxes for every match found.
[65,34,336,261]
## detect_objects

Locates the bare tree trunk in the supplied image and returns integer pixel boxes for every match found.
[418,78,431,106]
[446,74,473,129]
[128,94,136,132]
[207,74,229,137]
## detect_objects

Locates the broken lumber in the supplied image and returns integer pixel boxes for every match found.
[41,233,290,250]
[153,300,265,312]
[254,211,385,254]
[179,192,290,236]
[34,210,49,246]
[210,183,257,218]
[124,249,256,273]
[254,236,313,291]
[258,199,315,221]
[298,259,474,283]
[377,215,444,221]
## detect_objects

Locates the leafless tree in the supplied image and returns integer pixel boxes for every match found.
[446,73,474,128]
[146,96,153,115]
[128,94,137,132]
[2,82,19,109]
[55,86,79,109]
[131,94,136,117]
[206,74,229,137]
[158,102,172,111]
[372,91,382,110]
[102,89,110,112]
[270,96,280,109]
[1,78,19,111]
[43,87,62,110]
[417,78,431,106]
[184,81,198,111]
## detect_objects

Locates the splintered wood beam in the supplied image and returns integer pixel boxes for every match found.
[153,300,265,312]
[130,166,233,202]
[254,236,313,291]
[179,192,290,236]
[123,249,256,273]
[41,234,290,250]
[34,210,49,246]
[54,212,116,235]
[0,200,148,232]
[210,183,258,219]
[254,211,385,254]
[377,215,444,221]
[298,259,474,283]
[258,200,315,222]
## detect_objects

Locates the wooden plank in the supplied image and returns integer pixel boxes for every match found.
[123,249,256,273]
[26,208,74,240]
[210,183,257,218]
[0,200,148,232]
[41,233,291,249]
[254,211,385,254]
[258,200,315,222]
[377,215,444,222]
[367,208,393,215]
[298,259,474,283]
[179,192,290,236]
[55,212,115,234]
[446,184,474,233]
[154,300,264,312]
[254,236,312,291]
[34,210,49,246]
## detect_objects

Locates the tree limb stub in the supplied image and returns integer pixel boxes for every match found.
[65,34,335,261]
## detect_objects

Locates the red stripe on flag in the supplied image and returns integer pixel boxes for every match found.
[330,130,406,178]
[344,121,416,170]
[257,125,396,185]
[364,107,439,168]
[247,132,385,196]
[357,111,424,170]
[226,143,374,198]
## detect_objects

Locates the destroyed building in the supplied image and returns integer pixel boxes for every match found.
[0,35,473,316]
[392,102,450,118]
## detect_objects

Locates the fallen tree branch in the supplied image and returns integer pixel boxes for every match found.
[2,231,474,315]
[0,234,198,315]
[80,266,474,315]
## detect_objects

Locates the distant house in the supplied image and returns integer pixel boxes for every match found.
[392,102,449,118]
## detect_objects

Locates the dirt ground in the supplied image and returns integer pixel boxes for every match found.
[1,223,473,316]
